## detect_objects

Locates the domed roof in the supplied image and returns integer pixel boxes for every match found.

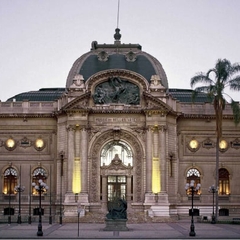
[66,29,168,89]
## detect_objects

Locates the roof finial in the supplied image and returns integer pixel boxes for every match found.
[114,28,121,42]
[114,0,121,44]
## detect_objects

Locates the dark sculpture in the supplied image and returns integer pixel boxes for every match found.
[93,77,140,105]
[106,198,127,220]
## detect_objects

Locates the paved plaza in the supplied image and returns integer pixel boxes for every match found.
[0,220,240,239]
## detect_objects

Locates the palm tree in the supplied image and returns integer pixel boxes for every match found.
[190,58,240,222]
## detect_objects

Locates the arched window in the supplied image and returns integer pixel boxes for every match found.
[219,168,230,195]
[100,141,133,166]
[32,167,47,195]
[186,168,201,195]
[3,167,18,194]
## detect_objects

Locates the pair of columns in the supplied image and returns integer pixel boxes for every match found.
[146,125,167,193]
[65,125,88,195]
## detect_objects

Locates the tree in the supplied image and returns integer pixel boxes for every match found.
[190,59,240,222]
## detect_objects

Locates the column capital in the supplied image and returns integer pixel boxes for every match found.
[66,125,76,131]
[159,125,167,132]
[150,124,167,132]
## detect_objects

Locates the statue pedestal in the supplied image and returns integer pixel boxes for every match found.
[103,219,129,231]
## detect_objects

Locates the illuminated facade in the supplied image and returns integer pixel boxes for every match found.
[0,29,240,222]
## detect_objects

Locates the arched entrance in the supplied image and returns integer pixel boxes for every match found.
[100,140,133,203]
[89,129,144,211]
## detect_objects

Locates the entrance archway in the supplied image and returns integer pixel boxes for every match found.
[89,129,144,206]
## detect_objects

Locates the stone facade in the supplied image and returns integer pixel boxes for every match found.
[0,31,240,223]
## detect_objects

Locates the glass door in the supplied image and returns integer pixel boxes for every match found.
[107,176,126,201]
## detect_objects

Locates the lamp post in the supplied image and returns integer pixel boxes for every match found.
[32,179,48,236]
[14,184,25,224]
[8,180,11,225]
[185,180,201,237]
[208,185,218,224]
[49,165,52,225]
[60,152,64,225]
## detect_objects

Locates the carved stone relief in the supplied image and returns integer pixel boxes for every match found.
[92,77,140,105]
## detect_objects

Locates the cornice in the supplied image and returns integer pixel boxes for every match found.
[0,113,56,119]
[61,91,91,110]
[89,108,143,114]
[179,114,235,120]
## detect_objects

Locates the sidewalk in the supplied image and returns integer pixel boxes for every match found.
[0,220,240,239]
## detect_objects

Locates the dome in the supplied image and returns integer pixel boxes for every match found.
[66,29,168,89]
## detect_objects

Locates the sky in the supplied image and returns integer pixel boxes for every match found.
[0,0,240,102]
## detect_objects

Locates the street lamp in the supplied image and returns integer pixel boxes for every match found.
[14,184,25,224]
[185,180,201,237]
[208,185,218,224]
[60,152,64,225]
[32,179,48,236]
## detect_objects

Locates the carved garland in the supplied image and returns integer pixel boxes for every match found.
[89,130,143,203]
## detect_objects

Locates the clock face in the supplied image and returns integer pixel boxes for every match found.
[35,139,44,149]
[219,140,227,150]
[6,138,15,148]
[189,139,198,149]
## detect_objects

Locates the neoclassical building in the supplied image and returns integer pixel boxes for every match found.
[1,29,240,223]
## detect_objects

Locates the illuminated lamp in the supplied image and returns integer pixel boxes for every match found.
[35,139,44,150]
[219,139,227,150]
[5,138,16,150]
[189,139,199,150]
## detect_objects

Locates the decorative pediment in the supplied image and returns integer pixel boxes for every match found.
[101,154,133,171]
[61,92,91,112]
[143,92,172,116]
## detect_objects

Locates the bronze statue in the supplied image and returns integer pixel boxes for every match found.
[106,198,127,220]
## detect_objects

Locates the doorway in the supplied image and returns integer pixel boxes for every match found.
[107,176,126,201]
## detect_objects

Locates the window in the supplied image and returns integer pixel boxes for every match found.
[32,167,47,195]
[219,168,230,195]
[3,167,18,194]
[101,141,133,166]
[186,168,201,195]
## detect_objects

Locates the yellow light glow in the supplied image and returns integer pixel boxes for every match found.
[189,139,198,149]
[6,138,15,148]
[152,157,160,193]
[72,157,81,194]
[3,187,8,194]
[219,140,227,149]
[35,139,44,149]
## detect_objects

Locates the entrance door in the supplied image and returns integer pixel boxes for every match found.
[107,176,126,201]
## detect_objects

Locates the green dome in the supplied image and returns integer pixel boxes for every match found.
[66,29,168,89]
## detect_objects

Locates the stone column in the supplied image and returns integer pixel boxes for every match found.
[146,126,152,193]
[159,125,167,193]
[81,127,88,193]
[127,175,132,202]
[73,126,81,194]
[152,125,160,193]
[75,127,80,158]
[67,125,75,193]
[102,175,107,203]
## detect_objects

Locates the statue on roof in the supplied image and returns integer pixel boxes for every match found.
[69,74,86,91]
[149,75,165,92]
